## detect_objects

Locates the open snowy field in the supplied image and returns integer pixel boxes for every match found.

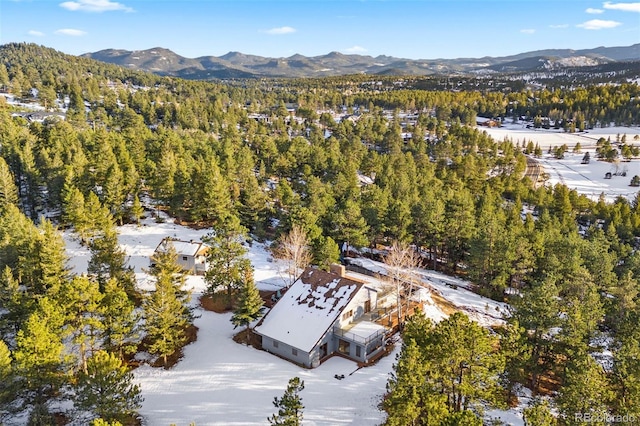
[64,211,525,425]
[481,124,640,202]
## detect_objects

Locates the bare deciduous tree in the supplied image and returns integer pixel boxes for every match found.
[273,225,313,287]
[383,241,420,327]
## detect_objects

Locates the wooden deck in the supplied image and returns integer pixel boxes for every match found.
[373,300,424,333]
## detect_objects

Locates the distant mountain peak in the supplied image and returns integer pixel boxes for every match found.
[220,51,244,59]
[80,43,640,79]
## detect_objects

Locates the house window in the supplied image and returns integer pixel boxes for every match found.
[320,343,328,359]
[292,348,298,356]
[182,256,188,261]
[355,345,361,358]
[341,310,353,321]
[273,340,279,348]
[338,339,350,355]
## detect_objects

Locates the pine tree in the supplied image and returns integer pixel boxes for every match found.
[61,183,87,235]
[0,64,8,90]
[611,312,640,421]
[523,398,557,426]
[87,220,136,297]
[331,198,369,250]
[0,156,18,212]
[88,226,127,285]
[74,351,143,423]
[84,191,115,237]
[467,191,510,297]
[384,339,446,425]
[0,204,42,291]
[443,188,475,273]
[35,219,71,296]
[310,235,340,270]
[204,219,252,309]
[413,191,446,271]
[556,354,613,426]
[143,242,191,366]
[441,410,483,426]
[101,162,126,224]
[13,298,68,408]
[188,157,234,225]
[16,137,42,220]
[101,278,139,360]
[268,377,305,426]
[230,269,263,333]
[556,265,603,358]
[512,277,561,391]
[59,276,104,374]
[0,339,14,415]
[238,173,268,235]
[151,145,176,217]
[130,194,144,224]
[499,320,531,398]
[0,266,33,336]
[425,312,505,413]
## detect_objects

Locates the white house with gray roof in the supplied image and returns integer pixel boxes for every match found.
[254,265,390,368]
[152,237,209,275]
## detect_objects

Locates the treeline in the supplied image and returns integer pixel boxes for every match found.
[0,43,638,424]
[2,43,639,128]
[385,217,640,424]
[0,179,196,422]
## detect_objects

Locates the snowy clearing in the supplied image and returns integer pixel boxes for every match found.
[482,124,640,202]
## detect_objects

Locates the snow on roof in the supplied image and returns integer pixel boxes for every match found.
[155,238,207,257]
[255,268,363,352]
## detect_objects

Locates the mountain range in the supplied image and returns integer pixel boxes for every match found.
[81,44,640,79]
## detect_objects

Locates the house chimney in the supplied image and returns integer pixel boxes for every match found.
[330,263,346,277]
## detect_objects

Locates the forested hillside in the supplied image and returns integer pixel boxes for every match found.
[0,42,639,424]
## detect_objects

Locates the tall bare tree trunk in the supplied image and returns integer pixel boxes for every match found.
[274,225,312,287]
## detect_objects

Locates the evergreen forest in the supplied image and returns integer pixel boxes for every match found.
[0,42,639,424]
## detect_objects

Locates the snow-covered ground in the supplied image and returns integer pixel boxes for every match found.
[481,123,640,201]
[346,257,508,327]
[65,212,399,425]
[134,311,396,426]
[63,210,524,425]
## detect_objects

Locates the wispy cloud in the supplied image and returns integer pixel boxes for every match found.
[577,19,623,29]
[28,30,45,36]
[264,26,296,35]
[59,0,133,13]
[54,28,87,36]
[520,29,536,34]
[603,1,640,12]
[549,24,570,28]
[586,7,604,13]
[344,45,367,53]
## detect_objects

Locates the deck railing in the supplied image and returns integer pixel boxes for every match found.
[333,325,386,345]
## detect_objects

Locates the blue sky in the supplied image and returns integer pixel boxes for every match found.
[1,0,639,59]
